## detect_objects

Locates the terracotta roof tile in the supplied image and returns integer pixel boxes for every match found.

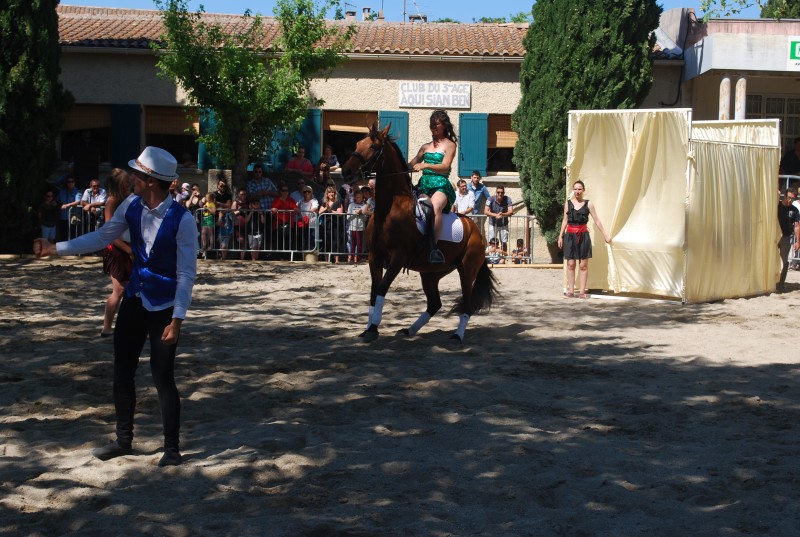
[57,5,527,58]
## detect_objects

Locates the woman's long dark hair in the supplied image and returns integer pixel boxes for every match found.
[430,109,457,144]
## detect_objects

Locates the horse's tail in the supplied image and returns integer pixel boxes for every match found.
[449,259,499,316]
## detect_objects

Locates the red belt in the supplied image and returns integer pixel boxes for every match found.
[566,224,588,244]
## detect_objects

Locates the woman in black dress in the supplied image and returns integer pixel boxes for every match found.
[557,180,611,298]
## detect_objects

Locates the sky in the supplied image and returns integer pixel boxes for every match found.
[61,0,763,23]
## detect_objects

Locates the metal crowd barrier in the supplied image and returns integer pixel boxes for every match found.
[65,205,536,264]
[66,206,105,240]
[192,208,536,263]
[194,208,371,262]
[468,213,533,265]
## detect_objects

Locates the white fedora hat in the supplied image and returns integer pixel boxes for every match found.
[128,146,179,182]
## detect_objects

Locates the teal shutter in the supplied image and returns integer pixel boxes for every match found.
[271,128,292,172]
[299,109,322,164]
[198,108,219,171]
[458,113,488,177]
[379,110,409,160]
[110,104,141,167]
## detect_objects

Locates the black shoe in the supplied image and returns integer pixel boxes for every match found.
[429,248,445,264]
[158,447,182,467]
[91,440,132,461]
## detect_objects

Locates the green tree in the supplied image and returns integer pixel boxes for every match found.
[0,0,72,252]
[472,11,532,23]
[512,0,660,257]
[433,17,461,23]
[509,11,534,23]
[696,0,796,19]
[761,0,800,17]
[153,0,354,186]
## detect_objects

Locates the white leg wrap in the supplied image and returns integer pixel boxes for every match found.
[370,296,385,327]
[455,313,470,341]
[407,312,431,336]
[367,306,375,329]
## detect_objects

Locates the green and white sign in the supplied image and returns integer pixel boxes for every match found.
[788,36,800,70]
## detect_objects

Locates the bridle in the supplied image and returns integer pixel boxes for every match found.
[350,134,411,180]
[350,137,385,176]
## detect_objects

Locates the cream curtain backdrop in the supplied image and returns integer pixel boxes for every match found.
[565,109,780,303]
[691,120,782,146]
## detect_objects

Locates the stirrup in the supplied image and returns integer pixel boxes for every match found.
[429,248,445,264]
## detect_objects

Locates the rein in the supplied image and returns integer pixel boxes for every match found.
[352,138,413,180]
[351,142,385,175]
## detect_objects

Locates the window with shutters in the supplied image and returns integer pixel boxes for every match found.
[487,114,517,174]
[321,110,379,167]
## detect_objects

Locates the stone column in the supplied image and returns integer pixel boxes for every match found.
[734,77,747,120]
[719,77,731,120]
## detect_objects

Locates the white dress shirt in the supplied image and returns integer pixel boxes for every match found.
[57,195,197,319]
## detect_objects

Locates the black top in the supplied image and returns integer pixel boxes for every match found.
[567,200,590,225]
[778,202,800,236]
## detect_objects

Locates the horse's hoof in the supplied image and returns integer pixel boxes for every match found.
[449,334,464,344]
[359,325,379,342]
[397,328,410,337]
[362,330,379,343]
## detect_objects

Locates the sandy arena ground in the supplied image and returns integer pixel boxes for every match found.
[1,257,799,536]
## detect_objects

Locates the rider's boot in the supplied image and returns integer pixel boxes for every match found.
[427,208,444,264]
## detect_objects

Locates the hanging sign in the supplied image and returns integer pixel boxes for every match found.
[787,36,800,70]
[398,82,471,109]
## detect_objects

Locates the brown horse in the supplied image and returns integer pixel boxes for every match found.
[341,124,498,342]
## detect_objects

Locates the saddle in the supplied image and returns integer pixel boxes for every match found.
[413,197,464,244]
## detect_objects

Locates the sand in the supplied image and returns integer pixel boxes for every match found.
[1,257,799,536]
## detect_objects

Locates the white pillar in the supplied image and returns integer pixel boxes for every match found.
[734,78,747,120]
[719,77,731,120]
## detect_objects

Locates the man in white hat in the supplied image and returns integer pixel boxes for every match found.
[34,146,197,467]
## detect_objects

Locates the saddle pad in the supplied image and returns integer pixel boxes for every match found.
[415,201,464,244]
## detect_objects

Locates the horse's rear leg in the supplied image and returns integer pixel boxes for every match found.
[401,272,443,337]
[451,240,487,343]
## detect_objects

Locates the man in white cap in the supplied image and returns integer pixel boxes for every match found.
[34,146,197,467]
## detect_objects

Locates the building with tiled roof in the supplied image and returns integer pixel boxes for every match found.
[56,5,526,57]
[54,5,800,188]
[56,4,528,185]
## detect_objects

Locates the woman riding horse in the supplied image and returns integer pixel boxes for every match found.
[408,109,458,264]
[341,123,497,342]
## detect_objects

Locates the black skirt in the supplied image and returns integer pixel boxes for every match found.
[563,231,592,260]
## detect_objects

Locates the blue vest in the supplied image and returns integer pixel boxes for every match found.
[125,197,188,307]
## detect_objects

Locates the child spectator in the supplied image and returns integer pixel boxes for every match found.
[200,191,216,259]
[39,190,59,242]
[244,196,266,261]
[511,238,529,264]
[217,205,234,260]
[297,186,319,251]
[485,237,505,265]
[231,188,248,260]
[347,189,368,263]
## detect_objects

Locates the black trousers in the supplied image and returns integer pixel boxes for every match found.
[113,296,180,449]
[779,235,792,284]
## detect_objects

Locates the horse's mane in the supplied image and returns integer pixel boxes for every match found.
[374,130,412,192]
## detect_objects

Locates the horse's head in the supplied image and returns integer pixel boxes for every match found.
[341,123,391,183]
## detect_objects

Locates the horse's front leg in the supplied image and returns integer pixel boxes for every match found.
[401,272,443,337]
[361,256,402,342]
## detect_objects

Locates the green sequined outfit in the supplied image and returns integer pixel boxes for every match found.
[418,152,455,212]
